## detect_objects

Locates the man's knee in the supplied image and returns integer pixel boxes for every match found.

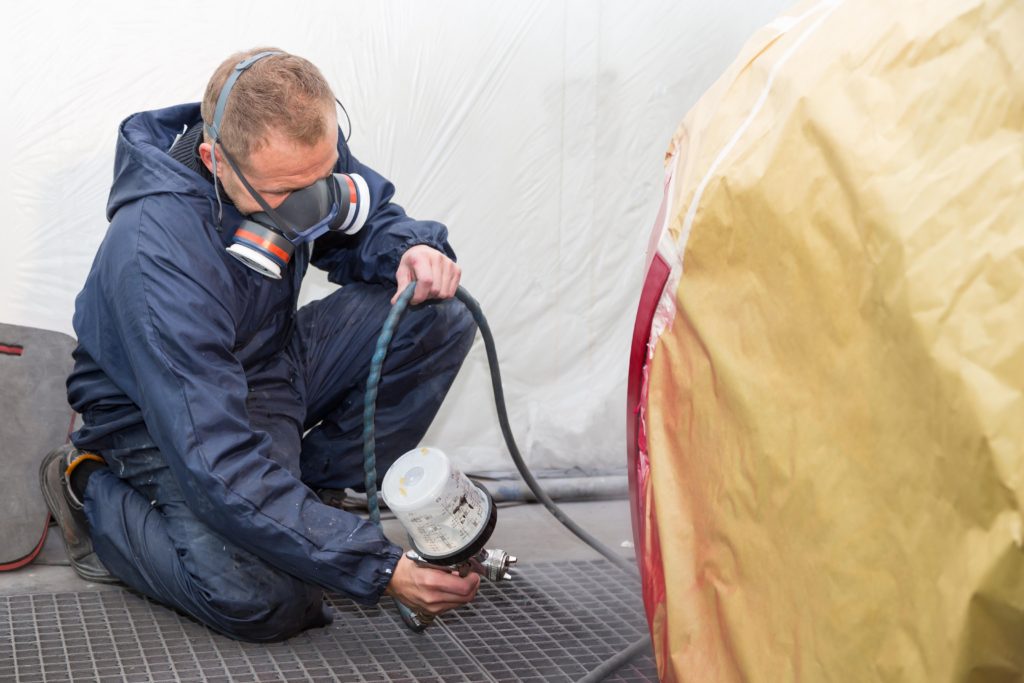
[403,295,477,359]
[444,296,477,350]
[195,565,329,642]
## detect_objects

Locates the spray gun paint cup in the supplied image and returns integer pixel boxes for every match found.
[382,447,498,563]
[382,447,516,630]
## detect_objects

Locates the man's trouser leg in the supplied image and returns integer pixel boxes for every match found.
[294,283,476,491]
[80,282,473,640]
[83,429,331,643]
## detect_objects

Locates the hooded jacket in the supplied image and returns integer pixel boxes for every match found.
[67,103,454,602]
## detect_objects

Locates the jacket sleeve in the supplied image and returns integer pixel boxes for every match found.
[104,196,402,603]
[310,141,455,285]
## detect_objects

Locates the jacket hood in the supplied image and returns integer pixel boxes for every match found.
[106,103,217,220]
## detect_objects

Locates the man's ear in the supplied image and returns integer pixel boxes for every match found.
[198,142,216,174]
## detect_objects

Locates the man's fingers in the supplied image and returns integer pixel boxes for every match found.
[387,554,481,617]
[422,569,480,598]
[392,266,413,304]
[416,573,480,614]
[395,573,483,618]
[417,259,459,303]
[440,261,461,299]
[409,254,440,305]
[394,245,461,304]
[413,273,434,305]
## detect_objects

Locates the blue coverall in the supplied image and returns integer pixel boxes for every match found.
[66,103,476,641]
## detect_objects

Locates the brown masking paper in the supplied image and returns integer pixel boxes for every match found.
[636,0,1024,680]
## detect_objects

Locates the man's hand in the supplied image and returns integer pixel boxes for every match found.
[393,245,461,305]
[385,553,480,616]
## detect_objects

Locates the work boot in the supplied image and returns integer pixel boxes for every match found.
[38,444,118,584]
[317,488,348,510]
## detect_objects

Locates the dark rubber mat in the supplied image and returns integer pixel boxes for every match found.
[0,560,655,682]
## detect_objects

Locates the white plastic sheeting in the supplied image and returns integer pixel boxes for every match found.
[2,1,792,472]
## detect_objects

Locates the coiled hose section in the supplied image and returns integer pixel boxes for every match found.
[363,283,651,681]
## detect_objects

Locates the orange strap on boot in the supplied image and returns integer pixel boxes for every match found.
[65,451,106,478]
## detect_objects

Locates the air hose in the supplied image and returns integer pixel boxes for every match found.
[363,283,651,680]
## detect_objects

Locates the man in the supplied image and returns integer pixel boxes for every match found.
[39,48,481,642]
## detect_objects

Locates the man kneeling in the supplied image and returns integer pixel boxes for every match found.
[40,47,479,641]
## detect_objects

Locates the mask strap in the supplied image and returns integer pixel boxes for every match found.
[206,51,282,143]
[211,146,224,223]
[218,144,297,240]
[336,98,352,143]
[203,50,283,225]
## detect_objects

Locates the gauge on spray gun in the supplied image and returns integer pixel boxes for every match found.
[382,447,516,628]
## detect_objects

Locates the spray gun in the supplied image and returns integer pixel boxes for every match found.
[381,447,516,631]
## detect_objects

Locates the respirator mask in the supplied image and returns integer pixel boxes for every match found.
[205,51,370,279]
[226,170,370,279]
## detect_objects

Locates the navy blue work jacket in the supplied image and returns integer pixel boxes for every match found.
[66,103,453,603]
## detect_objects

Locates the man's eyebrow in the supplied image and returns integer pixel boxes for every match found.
[257,154,340,194]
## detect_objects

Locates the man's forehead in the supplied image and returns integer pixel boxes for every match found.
[243,125,339,183]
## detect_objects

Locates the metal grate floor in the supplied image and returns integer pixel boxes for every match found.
[0,560,655,682]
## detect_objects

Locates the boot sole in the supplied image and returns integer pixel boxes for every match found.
[38,448,120,585]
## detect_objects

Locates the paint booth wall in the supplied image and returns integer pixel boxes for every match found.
[1,0,792,473]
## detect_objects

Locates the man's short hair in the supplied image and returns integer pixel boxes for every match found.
[201,47,335,166]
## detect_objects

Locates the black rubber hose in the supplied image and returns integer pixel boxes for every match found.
[575,635,653,683]
[454,287,640,579]
[364,284,651,681]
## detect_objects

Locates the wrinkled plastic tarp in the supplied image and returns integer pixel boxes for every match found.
[1,0,792,474]
[633,0,1024,680]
